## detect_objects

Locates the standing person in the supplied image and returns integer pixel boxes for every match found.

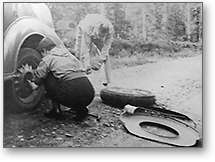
[28,37,95,121]
[75,14,114,86]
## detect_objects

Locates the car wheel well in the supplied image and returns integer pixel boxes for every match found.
[20,34,44,55]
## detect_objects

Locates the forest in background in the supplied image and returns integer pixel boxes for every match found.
[47,3,202,62]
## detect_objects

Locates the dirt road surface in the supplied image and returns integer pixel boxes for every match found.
[4,54,202,147]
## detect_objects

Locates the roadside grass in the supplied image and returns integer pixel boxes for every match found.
[110,49,202,70]
[110,54,151,69]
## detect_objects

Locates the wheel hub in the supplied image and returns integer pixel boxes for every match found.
[14,64,37,101]
[19,64,34,87]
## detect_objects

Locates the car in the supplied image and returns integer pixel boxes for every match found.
[4,3,65,113]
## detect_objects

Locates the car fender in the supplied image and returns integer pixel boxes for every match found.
[4,3,54,32]
[4,17,64,75]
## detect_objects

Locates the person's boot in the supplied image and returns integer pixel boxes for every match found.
[44,100,62,119]
[74,107,89,122]
[44,109,61,118]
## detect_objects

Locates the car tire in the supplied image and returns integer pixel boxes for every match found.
[100,87,156,109]
[4,47,44,114]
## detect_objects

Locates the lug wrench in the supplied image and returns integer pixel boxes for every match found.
[88,113,101,122]
[64,109,101,121]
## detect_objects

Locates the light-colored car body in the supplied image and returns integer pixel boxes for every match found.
[4,3,64,78]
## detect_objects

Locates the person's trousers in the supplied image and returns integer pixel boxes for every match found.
[74,26,91,71]
[43,73,95,115]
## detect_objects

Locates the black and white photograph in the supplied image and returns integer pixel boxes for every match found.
[3,2,202,148]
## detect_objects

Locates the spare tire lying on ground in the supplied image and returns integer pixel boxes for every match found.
[100,87,156,109]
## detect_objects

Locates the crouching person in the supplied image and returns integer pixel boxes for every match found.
[28,37,95,121]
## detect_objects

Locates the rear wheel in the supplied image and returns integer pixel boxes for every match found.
[4,48,44,114]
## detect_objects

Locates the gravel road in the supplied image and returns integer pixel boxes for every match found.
[4,54,202,147]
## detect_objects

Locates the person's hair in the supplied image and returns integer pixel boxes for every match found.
[99,24,109,34]
[38,37,56,53]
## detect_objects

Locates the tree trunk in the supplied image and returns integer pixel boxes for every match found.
[122,3,128,20]
[142,3,147,41]
[100,3,105,16]
[163,3,169,40]
[186,3,191,41]
[198,4,202,42]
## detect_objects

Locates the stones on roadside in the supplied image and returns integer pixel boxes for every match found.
[113,143,118,146]
[111,111,121,116]
[65,133,73,138]
[41,129,46,132]
[75,144,81,147]
[27,135,36,140]
[103,123,110,127]
[110,123,114,127]
[111,128,115,132]
[20,138,25,142]
[56,137,63,141]
[17,135,25,142]
[51,131,57,137]
[17,135,23,138]
[101,133,108,138]
[52,127,57,131]
[45,133,51,137]
[59,131,65,135]
[103,122,115,128]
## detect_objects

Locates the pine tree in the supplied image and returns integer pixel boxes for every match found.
[105,3,132,39]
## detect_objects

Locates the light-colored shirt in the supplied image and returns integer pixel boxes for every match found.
[75,14,114,64]
[75,14,114,83]
[34,47,86,84]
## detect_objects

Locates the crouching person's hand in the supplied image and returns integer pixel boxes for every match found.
[27,80,39,90]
